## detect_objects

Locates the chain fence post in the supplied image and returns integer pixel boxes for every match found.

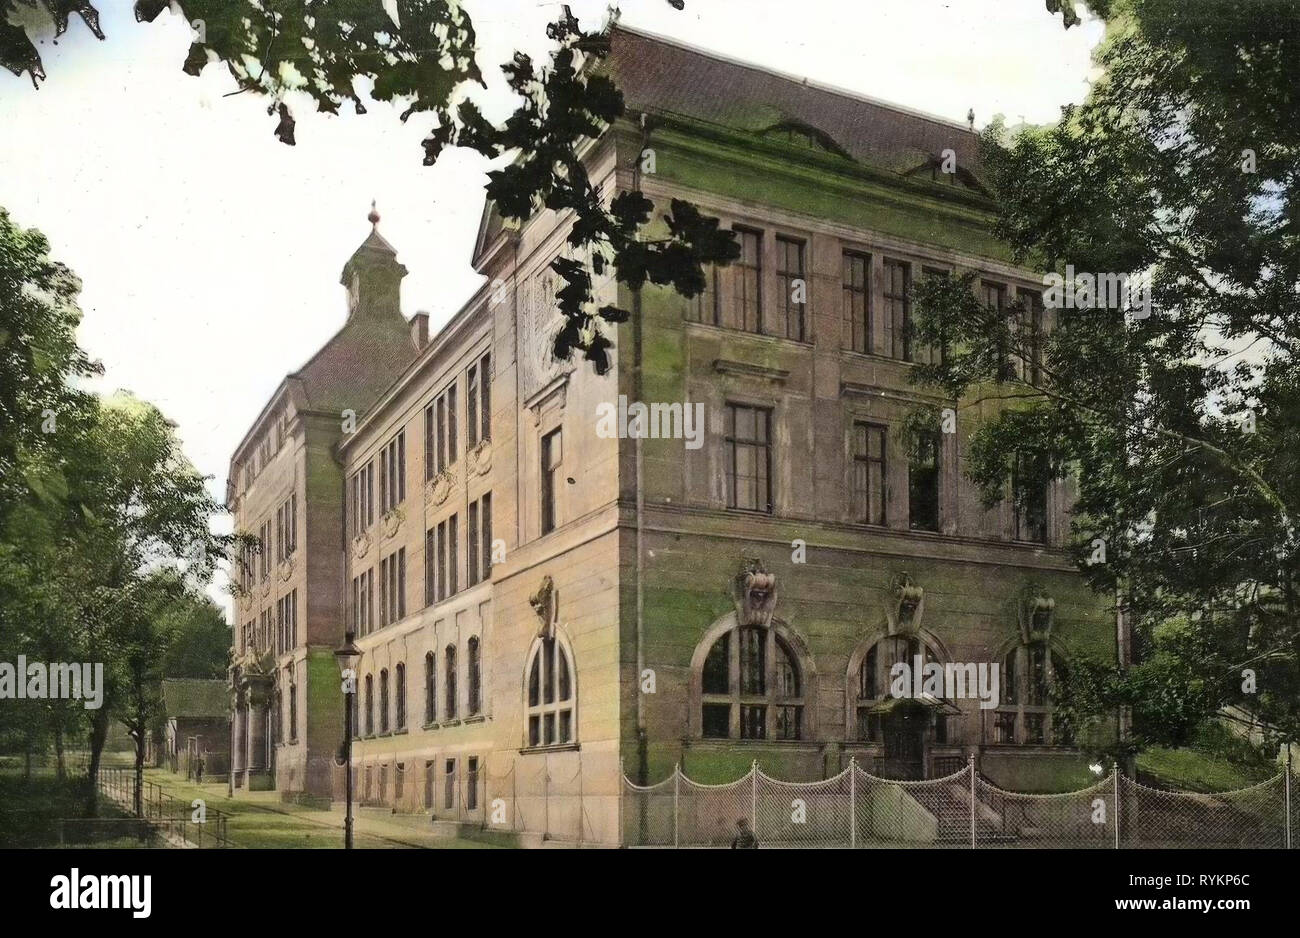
[1113,761,1121,849]
[617,756,624,848]
[673,762,680,849]
[849,756,856,849]
[969,754,976,848]
[750,759,758,837]
[1286,744,1292,850]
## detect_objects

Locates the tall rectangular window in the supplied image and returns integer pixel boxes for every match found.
[427,516,458,603]
[447,385,458,467]
[423,402,435,482]
[467,362,480,447]
[686,264,719,324]
[380,431,405,513]
[380,548,406,625]
[424,652,436,724]
[852,422,887,525]
[480,492,492,580]
[351,463,374,534]
[724,404,772,513]
[448,515,458,597]
[982,280,1011,379]
[908,429,941,532]
[541,428,562,535]
[466,492,493,587]
[884,259,912,360]
[776,236,806,341]
[479,353,491,443]
[842,251,870,354]
[728,227,762,333]
[913,267,948,366]
[425,527,436,606]
[468,499,479,586]
[429,384,458,474]
[1016,288,1045,385]
[1013,452,1049,544]
[436,394,446,473]
[259,521,271,580]
[436,520,447,602]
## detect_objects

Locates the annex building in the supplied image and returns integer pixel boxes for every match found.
[225,24,1119,845]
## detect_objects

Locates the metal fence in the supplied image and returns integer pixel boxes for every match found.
[95,768,232,847]
[623,757,1297,849]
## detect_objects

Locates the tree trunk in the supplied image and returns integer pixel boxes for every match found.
[133,722,145,818]
[54,723,66,781]
[85,707,109,817]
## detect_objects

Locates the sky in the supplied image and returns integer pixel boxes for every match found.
[0,0,1104,613]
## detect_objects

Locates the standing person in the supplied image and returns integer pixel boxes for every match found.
[730,817,758,849]
[195,753,205,784]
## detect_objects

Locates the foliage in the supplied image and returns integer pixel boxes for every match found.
[912,0,1300,744]
[2,1,737,372]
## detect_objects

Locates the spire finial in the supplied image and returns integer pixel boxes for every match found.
[368,199,380,227]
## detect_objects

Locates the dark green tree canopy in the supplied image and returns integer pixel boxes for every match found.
[911,0,1300,750]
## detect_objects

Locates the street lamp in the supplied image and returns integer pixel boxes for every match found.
[334,631,363,850]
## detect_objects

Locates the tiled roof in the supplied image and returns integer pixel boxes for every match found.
[161,679,228,720]
[603,25,981,175]
[292,316,417,414]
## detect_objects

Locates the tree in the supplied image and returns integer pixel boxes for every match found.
[1,1,738,372]
[910,0,1300,757]
[0,206,101,781]
[50,392,227,812]
[161,591,231,680]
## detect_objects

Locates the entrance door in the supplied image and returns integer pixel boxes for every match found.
[879,708,926,780]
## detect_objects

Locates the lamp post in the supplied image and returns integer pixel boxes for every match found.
[334,631,363,850]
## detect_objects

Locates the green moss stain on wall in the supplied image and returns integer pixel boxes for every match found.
[644,126,1009,261]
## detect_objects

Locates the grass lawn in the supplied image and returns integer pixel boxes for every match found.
[1136,746,1279,792]
[139,768,500,849]
[0,757,499,848]
[0,761,141,848]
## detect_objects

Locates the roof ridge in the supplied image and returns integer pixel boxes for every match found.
[610,22,977,136]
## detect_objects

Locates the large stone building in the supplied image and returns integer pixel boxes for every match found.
[226,25,1118,842]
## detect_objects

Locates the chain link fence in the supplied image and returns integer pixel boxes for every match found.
[623,758,1296,849]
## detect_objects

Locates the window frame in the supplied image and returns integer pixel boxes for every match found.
[776,234,807,342]
[524,633,577,749]
[697,620,806,742]
[841,249,871,354]
[724,403,773,514]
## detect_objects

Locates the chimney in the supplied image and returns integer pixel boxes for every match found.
[410,311,430,350]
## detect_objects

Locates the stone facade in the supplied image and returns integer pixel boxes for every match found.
[227,26,1119,840]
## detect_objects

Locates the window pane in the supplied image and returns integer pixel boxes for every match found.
[702,703,731,739]
[740,704,767,740]
[702,633,730,695]
[739,627,765,696]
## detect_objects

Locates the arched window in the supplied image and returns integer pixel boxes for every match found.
[700,624,804,741]
[424,652,436,724]
[853,634,943,743]
[379,668,390,733]
[526,635,574,747]
[364,674,374,737]
[395,662,407,730]
[445,645,457,720]
[995,641,1069,746]
[467,637,482,716]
